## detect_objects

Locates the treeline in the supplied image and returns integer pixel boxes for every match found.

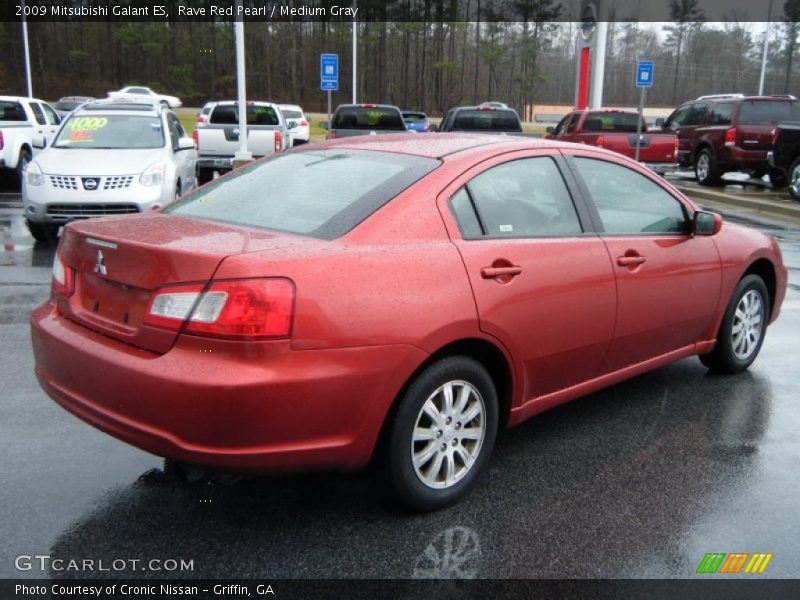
[0,2,798,114]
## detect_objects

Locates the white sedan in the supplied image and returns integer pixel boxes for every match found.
[107,86,182,108]
[278,104,310,144]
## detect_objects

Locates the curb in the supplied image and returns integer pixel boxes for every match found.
[675,185,800,222]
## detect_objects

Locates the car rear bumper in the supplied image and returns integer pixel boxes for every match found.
[197,156,235,170]
[720,146,769,169]
[31,300,426,472]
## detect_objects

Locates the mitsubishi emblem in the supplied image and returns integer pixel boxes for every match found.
[94,250,107,276]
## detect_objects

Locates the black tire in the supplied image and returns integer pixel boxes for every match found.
[695,148,722,186]
[16,147,32,189]
[769,169,788,189]
[699,274,770,374]
[386,356,498,511]
[197,167,214,186]
[26,220,59,243]
[789,158,800,201]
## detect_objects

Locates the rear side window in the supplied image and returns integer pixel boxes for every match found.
[165,149,440,239]
[403,113,427,122]
[333,107,406,130]
[708,103,734,126]
[457,157,582,238]
[0,101,27,121]
[451,109,522,132]
[739,100,800,125]
[211,105,280,126]
[573,157,688,235]
[581,113,644,132]
[281,109,303,119]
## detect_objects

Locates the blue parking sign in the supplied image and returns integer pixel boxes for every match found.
[636,61,654,88]
[321,53,339,89]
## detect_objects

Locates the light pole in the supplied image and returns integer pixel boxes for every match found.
[758,0,774,96]
[21,0,33,97]
[234,1,251,163]
[352,0,357,104]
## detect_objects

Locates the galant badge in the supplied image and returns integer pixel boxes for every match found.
[93,250,107,276]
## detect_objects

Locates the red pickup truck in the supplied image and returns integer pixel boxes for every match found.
[545,109,678,168]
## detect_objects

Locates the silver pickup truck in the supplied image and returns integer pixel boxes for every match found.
[195,101,294,184]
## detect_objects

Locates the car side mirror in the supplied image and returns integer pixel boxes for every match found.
[693,210,722,236]
[32,136,47,150]
[545,126,555,135]
[176,137,195,152]
[287,120,298,130]
[320,122,328,130]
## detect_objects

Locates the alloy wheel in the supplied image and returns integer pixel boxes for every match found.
[731,289,764,361]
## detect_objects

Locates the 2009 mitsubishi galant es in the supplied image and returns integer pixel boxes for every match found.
[31,134,787,511]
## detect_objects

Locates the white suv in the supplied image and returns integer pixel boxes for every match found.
[23,100,197,241]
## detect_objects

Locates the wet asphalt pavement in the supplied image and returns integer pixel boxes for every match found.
[1,185,799,580]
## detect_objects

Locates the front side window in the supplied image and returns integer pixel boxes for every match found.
[29,103,46,125]
[53,114,165,149]
[572,157,688,235]
[664,105,691,129]
[165,149,440,239]
[42,103,61,125]
[684,103,709,126]
[453,157,582,238]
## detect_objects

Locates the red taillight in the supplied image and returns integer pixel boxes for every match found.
[359,103,378,108]
[725,127,737,147]
[51,253,74,297]
[144,278,295,340]
[0,130,4,150]
[772,127,780,146]
[275,131,282,152]
[596,135,604,148]
[477,106,495,111]
[330,131,336,139]
[192,129,199,143]
[299,119,308,127]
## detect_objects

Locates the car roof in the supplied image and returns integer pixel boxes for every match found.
[320,132,581,159]
[0,96,44,103]
[73,101,161,116]
[214,101,277,107]
[335,103,402,111]
[278,104,304,111]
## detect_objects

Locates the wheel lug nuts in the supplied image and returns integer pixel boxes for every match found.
[436,430,443,437]
[446,417,452,425]
[455,422,461,429]
[452,439,458,446]
[440,443,447,451]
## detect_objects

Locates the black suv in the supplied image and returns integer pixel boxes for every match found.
[662,94,800,186]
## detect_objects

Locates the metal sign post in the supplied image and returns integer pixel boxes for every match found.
[635,61,654,163]
[321,54,339,132]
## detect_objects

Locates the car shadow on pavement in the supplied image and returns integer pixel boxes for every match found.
[47,360,772,579]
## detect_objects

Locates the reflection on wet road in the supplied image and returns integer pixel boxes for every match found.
[1,193,799,579]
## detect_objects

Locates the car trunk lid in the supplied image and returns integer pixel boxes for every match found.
[55,213,297,353]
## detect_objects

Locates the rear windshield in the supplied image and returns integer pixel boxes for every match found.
[211,105,280,126]
[451,109,522,132]
[165,149,440,239]
[333,107,406,130]
[581,112,644,132]
[53,114,164,149]
[739,100,800,125]
[0,101,27,122]
[402,113,427,121]
[281,109,303,119]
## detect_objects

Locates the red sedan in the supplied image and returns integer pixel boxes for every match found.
[31,134,787,511]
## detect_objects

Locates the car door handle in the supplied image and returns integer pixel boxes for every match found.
[617,255,646,267]
[481,266,522,279]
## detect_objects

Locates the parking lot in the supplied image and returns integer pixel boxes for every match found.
[2,178,799,579]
